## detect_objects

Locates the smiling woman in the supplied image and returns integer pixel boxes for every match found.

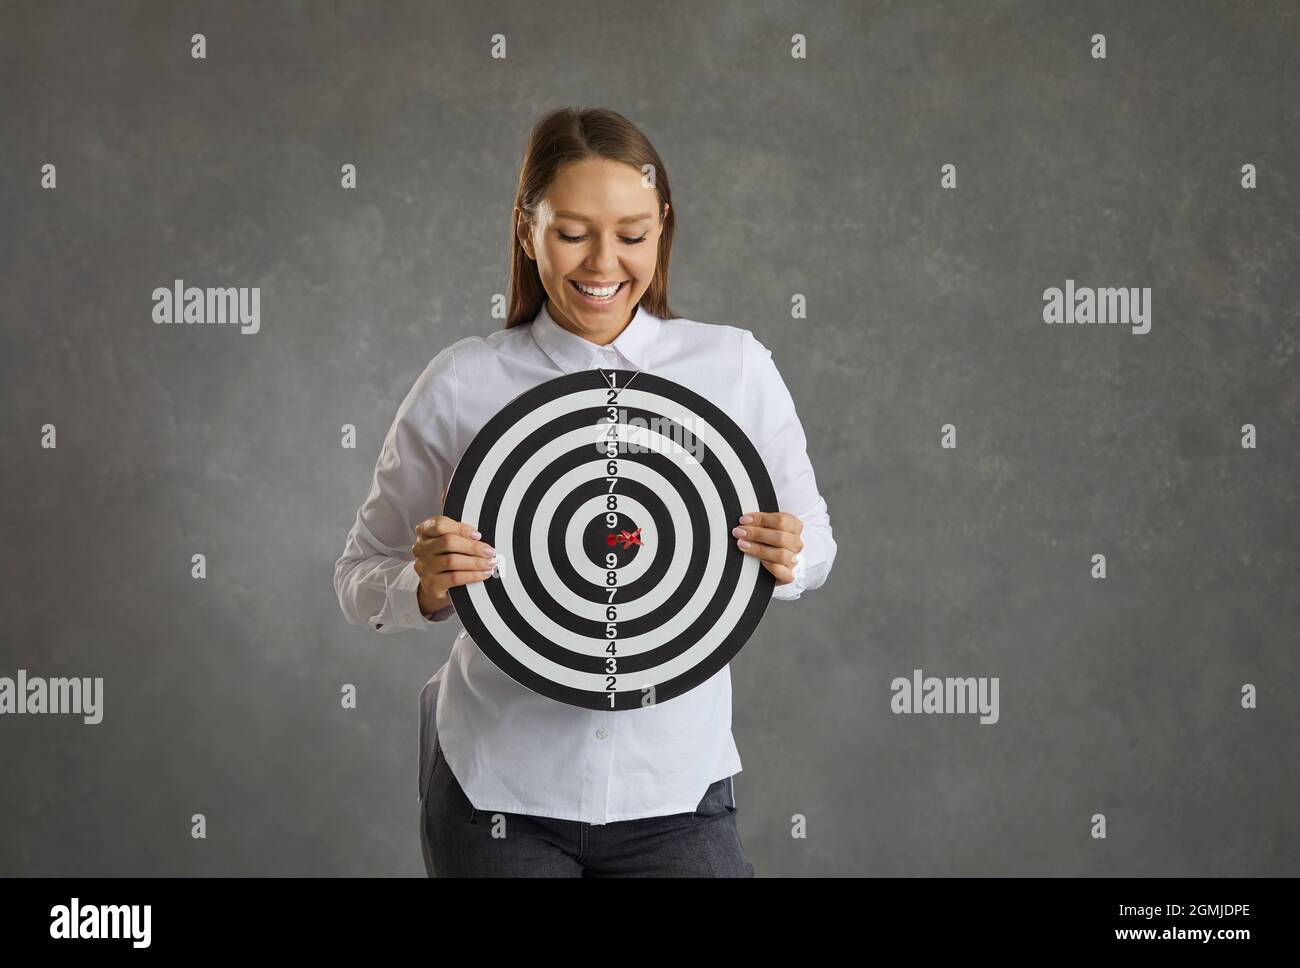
[334,106,838,879]
[505,110,677,340]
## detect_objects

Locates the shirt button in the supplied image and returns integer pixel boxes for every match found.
[595,727,609,740]
[404,612,414,623]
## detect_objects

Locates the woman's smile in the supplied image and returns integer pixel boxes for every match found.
[568,278,629,307]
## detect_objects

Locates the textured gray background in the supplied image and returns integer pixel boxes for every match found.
[2,0,1297,876]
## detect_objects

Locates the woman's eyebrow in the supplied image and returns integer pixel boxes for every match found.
[554,209,654,224]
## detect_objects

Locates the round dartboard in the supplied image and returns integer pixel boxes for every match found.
[444,368,777,710]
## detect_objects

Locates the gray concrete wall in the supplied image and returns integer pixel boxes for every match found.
[1,0,1296,875]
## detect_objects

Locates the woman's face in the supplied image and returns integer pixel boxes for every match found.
[517,157,668,344]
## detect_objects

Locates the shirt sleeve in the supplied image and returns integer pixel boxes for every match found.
[741,330,837,602]
[334,344,460,633]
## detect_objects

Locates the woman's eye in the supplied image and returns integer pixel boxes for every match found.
[558,231,647,245]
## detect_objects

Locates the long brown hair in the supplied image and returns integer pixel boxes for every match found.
[505,107,678,329]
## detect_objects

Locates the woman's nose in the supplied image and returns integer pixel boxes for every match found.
[587,235,622,267]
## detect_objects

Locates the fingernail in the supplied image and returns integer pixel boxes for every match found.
[732,527,746,537]
[487,548,497,559]
[470,529,482,539]
[738,539,751,549]
[739,515,753,524]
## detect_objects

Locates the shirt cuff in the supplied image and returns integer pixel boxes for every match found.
[400,559,459,623]
[372,560,440,631]
[771,551,807,601]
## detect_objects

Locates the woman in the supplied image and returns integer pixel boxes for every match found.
[334,107,836,877]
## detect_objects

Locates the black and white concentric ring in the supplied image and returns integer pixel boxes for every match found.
[444,370,776,710]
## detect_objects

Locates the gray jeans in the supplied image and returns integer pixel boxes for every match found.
[419,739,756,877]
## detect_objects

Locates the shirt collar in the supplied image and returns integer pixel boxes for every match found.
[530,298,661,373]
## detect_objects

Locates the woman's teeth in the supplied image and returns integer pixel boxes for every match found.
[571,280,625,301]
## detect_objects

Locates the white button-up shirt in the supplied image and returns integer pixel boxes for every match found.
[334,300,836,823]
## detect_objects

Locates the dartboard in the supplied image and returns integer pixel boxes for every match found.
[443,368,777,710]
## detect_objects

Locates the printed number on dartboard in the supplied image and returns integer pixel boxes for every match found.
[604,399,620,707]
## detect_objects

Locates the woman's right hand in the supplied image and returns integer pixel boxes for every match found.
[412,503,497,617]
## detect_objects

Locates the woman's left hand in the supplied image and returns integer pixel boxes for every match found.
[732,511,804,587]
